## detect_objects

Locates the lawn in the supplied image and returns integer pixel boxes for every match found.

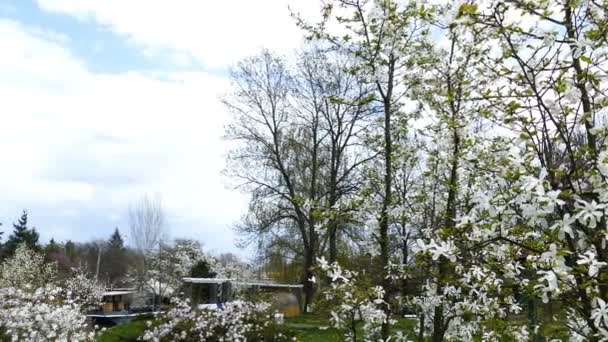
[96,314,417,341]
[96,315,342,342]
[96,319,147,342]
[284,314,417,341]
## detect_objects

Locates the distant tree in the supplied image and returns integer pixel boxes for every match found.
[46,243,77,278]
[4,210,40,255]
[64,240,77,261]
[129,195,166,254]
[128,195,168,310]
[108,228,124,249]
[45,238,61,255]
[103,228,128,286]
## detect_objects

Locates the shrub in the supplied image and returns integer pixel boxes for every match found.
[140,298,294,341]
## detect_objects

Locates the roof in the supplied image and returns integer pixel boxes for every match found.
[101,291,135,296]
[182,278,303,288]
[238,282,303,288]
[182,278,236,284]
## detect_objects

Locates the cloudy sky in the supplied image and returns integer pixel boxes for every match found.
[0,0,319,256]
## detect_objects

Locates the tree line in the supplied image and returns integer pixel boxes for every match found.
[0,210,133,286]
[0,201,252,292]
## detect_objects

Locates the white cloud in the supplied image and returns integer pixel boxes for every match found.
[35,0,322,68]
[0,18,248,252]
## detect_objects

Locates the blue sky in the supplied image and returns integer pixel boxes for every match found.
[0,0,317,257]
[1,1,146,73]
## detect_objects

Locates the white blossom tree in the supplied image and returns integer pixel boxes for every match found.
[0,244,102,341]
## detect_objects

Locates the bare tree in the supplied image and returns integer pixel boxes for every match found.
[296,50,375,264]
[224,50,318,311]
[225,48,376,311]
[129,194,166,253]
[128,194,168,310]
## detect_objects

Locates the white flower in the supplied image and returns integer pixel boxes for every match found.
[330,310,343,326]
[576,251,607,278]
[592,298,608,329]
[552,213,576,240]
[575,199,606,228]
[416,239,457,262]
[317,257,330,270]
[510,303,523,314]
[535,270,559,303]
[540,244,570,273]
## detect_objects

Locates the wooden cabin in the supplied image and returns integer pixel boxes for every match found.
[100,290,134,313]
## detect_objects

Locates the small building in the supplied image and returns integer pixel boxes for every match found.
[182,278,304,317]
[86,290,142,326]
[100,290,134,313]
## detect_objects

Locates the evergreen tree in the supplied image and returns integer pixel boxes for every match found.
[5,210,40,256]
[108,228,124,249]
[103,228,127,285]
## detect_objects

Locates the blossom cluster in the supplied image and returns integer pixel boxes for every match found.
[140,298,293,342]
[0,244,102,341]
[316,257,390,341]
[0,286,96,342]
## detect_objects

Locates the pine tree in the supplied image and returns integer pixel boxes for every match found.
[108,228,124,249]
[104,228,127,285]
[5,210,40,256]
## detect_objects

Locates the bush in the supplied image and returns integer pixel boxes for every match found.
[140,298,295,341]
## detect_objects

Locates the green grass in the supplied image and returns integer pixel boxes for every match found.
[284,314,341,341]
[96,320,147,342]
[392,317,418,336]
[289,326,342,341]
[96,317,341,342]
[284,314,417,341]
[285,314,328,326]
[96,314,417,342]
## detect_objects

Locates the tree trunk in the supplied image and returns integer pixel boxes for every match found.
[379,81,393,340]
[328,218,338,264]
[432,260,448,342]
[401,229,409,314]
[303,246,315,313]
